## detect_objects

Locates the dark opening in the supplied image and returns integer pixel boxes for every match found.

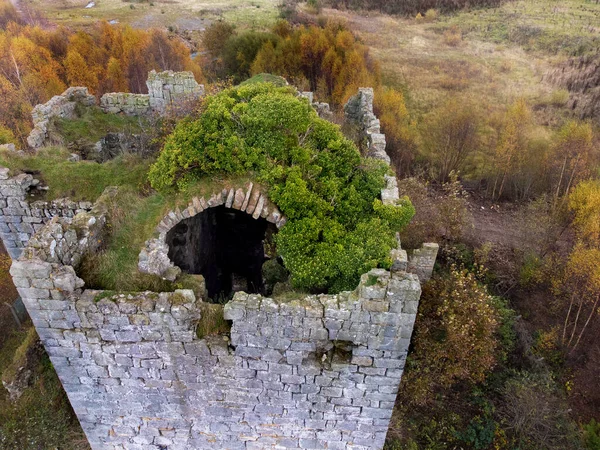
[166,206,272,302]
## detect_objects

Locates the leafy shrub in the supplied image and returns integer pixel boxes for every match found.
[443,25,462,46]
[584,419,600,450]
[402,265,501,405]
[150,83,414,292]
[0,125,16,145]
[222,32,279,82]
[424,9,439,22]
[498,371,582,449]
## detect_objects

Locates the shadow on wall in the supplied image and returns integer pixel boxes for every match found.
[167,206,277,302]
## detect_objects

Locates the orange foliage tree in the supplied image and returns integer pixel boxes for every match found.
[0,7,203,145]
[249,21,379,106]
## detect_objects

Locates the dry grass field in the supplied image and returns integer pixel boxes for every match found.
[22,0,281,30]
[322,6,576,121]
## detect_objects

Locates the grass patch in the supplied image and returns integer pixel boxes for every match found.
[196,303,231,339]
[93,291,117,302]
[52,105,144,145]
[28,0,280,30]
[435,0,600,57]
[0,147,151,202]
[0,328,37,385]
[366,274,379,286]
[0,329,29,380]
[0,334,88,449]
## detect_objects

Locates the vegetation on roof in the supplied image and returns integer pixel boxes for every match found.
[149,82,415,292]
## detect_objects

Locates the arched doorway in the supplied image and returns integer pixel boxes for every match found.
[166,205,276,302]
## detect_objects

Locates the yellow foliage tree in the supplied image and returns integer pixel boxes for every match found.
[373,86,417,176]
[552,121,594,206]
[492,99,532,200]
[560,245,600,352]
[64,49,98,93]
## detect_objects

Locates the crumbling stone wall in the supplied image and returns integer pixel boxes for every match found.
[5,87,439,450]
[299,91,332,118]
[344,88,389,164]
[0,166,92,259]
[147,70,205,113]
[99,93,151,115]
[344,88,439,279]
[27,87,96,149]
[407,243,439,282]
[28,71,205,149]
[11,184,422,449]
[100,70,205,116]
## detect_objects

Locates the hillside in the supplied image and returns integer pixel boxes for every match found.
[0,0,599,449]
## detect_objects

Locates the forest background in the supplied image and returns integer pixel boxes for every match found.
[0,0,599,448]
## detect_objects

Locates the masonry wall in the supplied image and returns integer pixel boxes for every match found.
[99,70,205,116]
[6,87,438,450]
[344,88,389,164]
[27,71,205,149]
[0,166,92,260]
[11,187,421,449]
[99,93,151,115]
[27,87,96,149]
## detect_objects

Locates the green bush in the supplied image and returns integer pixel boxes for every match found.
[150,83,414,292]
[584,419,600,450]
[222,32,279,82]
[0,125,16,145]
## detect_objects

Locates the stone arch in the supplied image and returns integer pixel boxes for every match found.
[138,182,286,296]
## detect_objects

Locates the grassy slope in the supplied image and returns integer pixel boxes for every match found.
[0,148,151,202]
[53,105,144,144]
[322,6,564,118]
[28,0,280,30]
[0,327,89,449]
[439,0,600,57]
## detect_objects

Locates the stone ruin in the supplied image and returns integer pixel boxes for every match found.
[27,70,205,149]
[2,87,439,450]
[100,70,204,116]
[27,87,96,149]
[0,167,92,260]
[344,88,389,164]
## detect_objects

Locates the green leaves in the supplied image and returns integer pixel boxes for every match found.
[150,83,415,292]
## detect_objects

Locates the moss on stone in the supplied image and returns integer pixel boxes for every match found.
[196,303,231,339]
[94,291,117,302]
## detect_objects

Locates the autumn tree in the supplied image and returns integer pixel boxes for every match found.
[373,86,417,176]
[0,19,204,146]
[559,246,600,352]
[556,180,600,352]
[491,99,533,200]
[420,97,480,182]
[551,120,594,207]
[569,179,600,244]
[401,266,500,405]
[65,49,98,92]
